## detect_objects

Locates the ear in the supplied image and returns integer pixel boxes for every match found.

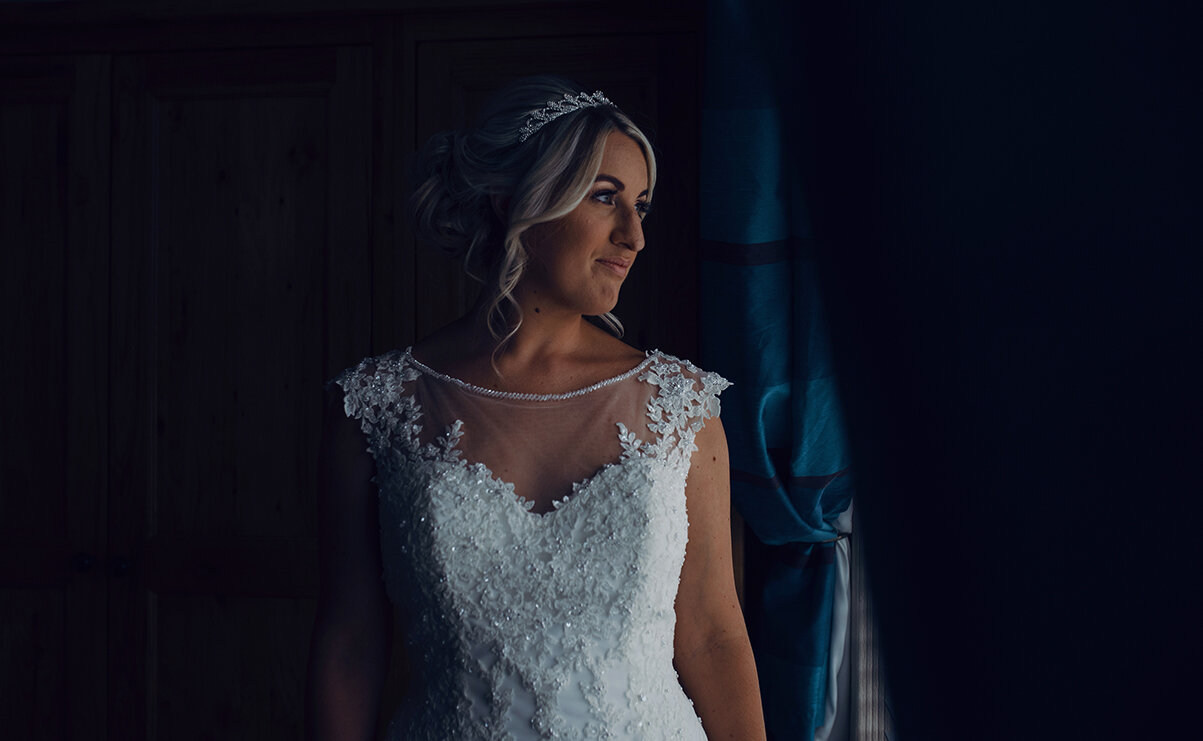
[490,193,510,220]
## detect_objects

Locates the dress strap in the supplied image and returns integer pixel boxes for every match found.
[639,351,732,460]
[329,349,422,455]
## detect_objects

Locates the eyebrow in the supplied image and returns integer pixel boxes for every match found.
[595,174,650,198]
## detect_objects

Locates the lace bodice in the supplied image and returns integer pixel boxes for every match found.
[333,348,730,740]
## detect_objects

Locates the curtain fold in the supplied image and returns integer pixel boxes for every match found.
[699,1,855,738]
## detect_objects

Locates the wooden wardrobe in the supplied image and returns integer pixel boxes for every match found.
[0,2,702,738]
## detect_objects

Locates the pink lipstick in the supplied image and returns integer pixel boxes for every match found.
[596,257,631,277]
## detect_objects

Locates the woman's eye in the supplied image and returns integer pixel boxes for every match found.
[592,191,650,219]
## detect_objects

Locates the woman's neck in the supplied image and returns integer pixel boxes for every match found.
[411,296,635,395]
[468,298,595,368]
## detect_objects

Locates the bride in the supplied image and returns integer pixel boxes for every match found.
[306,75,765,740]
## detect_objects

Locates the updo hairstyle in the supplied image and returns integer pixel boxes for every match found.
[408,75,657,348]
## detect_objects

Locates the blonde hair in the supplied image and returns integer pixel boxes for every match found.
[409,75,657,351]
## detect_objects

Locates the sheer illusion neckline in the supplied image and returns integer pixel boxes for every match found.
[404,347,656,402]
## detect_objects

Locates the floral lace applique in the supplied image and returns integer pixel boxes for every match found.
[332,349,727,741]
[332,349,423,456]
[634,355,733,462]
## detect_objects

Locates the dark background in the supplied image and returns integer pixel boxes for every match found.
[0,2,706,738]
[790,1,1201,738]
[2,0,1199,739]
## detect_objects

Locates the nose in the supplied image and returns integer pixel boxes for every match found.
[612,202,646,252]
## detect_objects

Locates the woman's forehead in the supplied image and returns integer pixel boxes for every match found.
[598,133,650,191]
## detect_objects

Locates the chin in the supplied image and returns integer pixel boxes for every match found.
[591,295,621,317]
[572,287,621,317]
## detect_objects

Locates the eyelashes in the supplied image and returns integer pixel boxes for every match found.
[592,189,652,219]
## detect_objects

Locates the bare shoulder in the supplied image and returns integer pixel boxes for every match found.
[410,314,475,367]
[693,412,728,459]
[580,320,646,371]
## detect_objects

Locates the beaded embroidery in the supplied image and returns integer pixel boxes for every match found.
[405,350,657,402]
[332,349,729,740]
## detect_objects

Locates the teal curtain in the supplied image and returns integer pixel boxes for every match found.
[699,1,854,738]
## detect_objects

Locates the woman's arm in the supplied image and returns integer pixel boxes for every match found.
[305,388,394,741]
[674,416,767,740]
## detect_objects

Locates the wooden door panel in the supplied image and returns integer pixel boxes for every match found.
[0,591,66,740]
[110,45,372,740]
[0,79,69,734]
[154,594,314,740]
[0,55,109,741]
[151,93,328,539]
[0,85,68,538]
[2,11,704,739]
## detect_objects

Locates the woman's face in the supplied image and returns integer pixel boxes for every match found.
[520,131,650,317]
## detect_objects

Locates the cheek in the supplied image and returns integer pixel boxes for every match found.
[524,223,569,262]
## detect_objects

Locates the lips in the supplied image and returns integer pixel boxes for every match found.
[596,256,632,277]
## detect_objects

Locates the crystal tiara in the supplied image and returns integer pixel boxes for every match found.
[517,90,615,142]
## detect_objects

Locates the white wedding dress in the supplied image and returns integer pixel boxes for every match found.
[332,347,729,740]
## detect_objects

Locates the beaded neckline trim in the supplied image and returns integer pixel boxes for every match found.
[404,347,657,402]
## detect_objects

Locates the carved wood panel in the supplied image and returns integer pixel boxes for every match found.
[0,54,110,741]
[1,7,704,739]
[109,44,372,740]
